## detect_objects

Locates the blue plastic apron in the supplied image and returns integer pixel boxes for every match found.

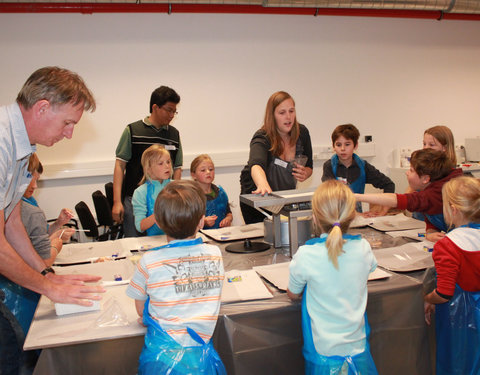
[0,197,41,335]
[435,284,480,375]
[139,290,225,374]
[331,154,366,212]
[205,187,229,229]
[146,180,165,236]
[424,212,448,233]
[301,286,377,374]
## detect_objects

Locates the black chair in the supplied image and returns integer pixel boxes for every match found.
[104,182,114,211]
[92,190,123,240]
[75,201,110,242]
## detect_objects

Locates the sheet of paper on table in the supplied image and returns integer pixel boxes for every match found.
[221,269,273,303]
[374,241,434,272]
[115,233,208,252]
[253,262,290,291]
[201,222,264,242]
[54,241,133,265]
[350,215,374,228]
[275,191,314,199]
[25,259,144,350]
[386,228,432,243]
[53,258,136,281]
[253,261,392,292]
[115,235,168,252]
[367,213,426,232]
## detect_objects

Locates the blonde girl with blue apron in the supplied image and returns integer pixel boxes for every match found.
[288,180,378,375]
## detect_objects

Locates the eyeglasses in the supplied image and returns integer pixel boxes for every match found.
[161,106,178,116]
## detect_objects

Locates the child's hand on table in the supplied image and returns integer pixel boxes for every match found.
[219,214,233,228]
[426,231,445,243]
[204,215,218,227]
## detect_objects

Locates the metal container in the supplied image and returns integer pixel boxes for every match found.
[263,216,313,247]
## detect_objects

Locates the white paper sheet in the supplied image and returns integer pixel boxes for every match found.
[53,258,136,281]
[115,235,168,252]
[367,213,426,232]
[350,215,374,228]
[253,261,392,291]
[374,241,434,272]
[386,229,430,241]
[368,267,392,280]
[221,269,273,303]
[54,241,132,265]
[253,262,290,291]
[275,192,314,199]
[201,223,264,242]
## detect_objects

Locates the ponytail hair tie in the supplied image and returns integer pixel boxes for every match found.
[333,222,340,227]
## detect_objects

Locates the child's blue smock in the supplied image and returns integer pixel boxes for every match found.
[331,154,366,212]
[435,284,480,375]
[132,179,170,236]
[289,234,377,357]
[205,185,229,229]
[138,297,226,375]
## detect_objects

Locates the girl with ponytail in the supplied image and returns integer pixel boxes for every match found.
[288,180,378,374]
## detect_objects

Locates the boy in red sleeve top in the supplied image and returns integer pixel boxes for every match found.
[355,148,463,242]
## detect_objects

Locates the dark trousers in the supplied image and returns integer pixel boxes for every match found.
[0,298,23,375]
[240,202,266,225]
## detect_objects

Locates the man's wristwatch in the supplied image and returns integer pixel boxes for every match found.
[41,267,55,276]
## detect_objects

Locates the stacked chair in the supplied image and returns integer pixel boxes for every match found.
[74,185,123,242]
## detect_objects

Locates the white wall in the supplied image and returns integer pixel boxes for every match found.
[1,13,479,224]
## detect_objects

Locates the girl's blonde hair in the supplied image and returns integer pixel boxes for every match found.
[262,91,300,158]
[424,125,457,165]
[190,154,214,174]
[312,180,356,269]
[139,144,172,185]
[442,176,480,228]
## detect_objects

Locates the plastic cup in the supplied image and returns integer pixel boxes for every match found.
[293,155,308,167]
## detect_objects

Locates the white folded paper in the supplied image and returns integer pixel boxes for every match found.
[221,269,273,303]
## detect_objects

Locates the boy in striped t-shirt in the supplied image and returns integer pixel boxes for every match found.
[126,180,225,374]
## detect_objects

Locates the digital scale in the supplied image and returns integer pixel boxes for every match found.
[239,187,315,257]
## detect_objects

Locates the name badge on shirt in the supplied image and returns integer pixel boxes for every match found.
[165,145,176,151]
[274,158,288,169]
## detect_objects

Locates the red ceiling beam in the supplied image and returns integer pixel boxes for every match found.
[0,2,479,20]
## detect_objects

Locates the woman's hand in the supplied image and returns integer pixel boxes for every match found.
[252,182,272,196]
[251,165,272,196]
[292,165,312,183]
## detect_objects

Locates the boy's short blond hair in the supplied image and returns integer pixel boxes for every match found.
[154,180,205,239]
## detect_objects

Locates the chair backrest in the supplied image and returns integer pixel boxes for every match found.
[74,201,99,239]
[104,182,114,210]
[92,190,113,227]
